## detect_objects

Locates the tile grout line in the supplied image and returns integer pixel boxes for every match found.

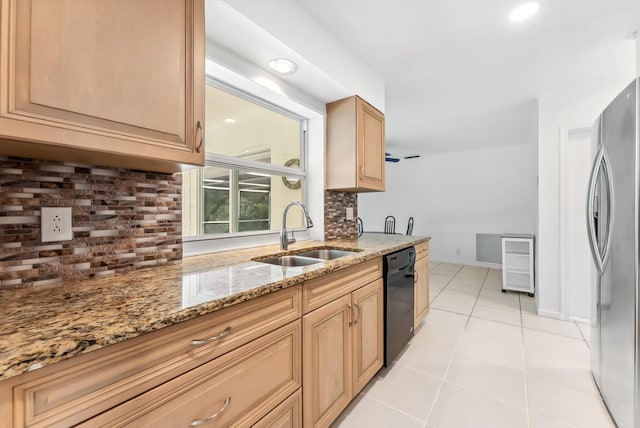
[574,320,590,347]
[519,293,532,428]
[430,264,466,303]
[421,265,467,428]
[463,267,490,329]
[358,393,427,426]
[367,264,468,428]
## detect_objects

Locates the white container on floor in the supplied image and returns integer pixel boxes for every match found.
[501,234,534,296]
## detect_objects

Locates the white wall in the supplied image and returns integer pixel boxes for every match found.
[637,31,640,76]
[359,143,537,265]
[536,39,636,318]
[221,0,385,112]
[202,1,386,242]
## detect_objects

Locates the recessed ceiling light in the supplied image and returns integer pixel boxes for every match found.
[509,2,540,22]
[267,58,298,75]
[224,118,236,123]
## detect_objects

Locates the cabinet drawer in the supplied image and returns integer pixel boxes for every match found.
[82,321,302,427]
[303,258,382,314]
[9,286,301,428]
[253,389,302,428]
[415,241,429,260]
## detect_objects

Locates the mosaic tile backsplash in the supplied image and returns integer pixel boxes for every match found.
[324,190,358,240]
[0,157,182,289]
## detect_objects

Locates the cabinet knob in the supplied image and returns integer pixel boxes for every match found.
[195,120,204,153]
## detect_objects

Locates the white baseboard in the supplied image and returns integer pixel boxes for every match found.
[537,310,590,324]
[536,309,564,320]
[431,258,502,269]
[569,315,590,324]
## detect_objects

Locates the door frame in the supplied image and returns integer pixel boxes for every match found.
[559,125,596,323]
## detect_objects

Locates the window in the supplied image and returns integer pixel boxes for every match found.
[182,81,306,240]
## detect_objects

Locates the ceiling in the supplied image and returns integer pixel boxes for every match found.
[210,1,639,156]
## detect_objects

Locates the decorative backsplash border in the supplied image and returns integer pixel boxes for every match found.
[0,157,182,289]
[324,190,358,240]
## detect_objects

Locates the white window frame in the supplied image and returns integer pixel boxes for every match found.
[183,78,309,256]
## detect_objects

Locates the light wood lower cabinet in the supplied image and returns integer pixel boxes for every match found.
[352,279,384,395]
[303,278,384,428]
[0,256,400,428]
[82,321,301,427]
[0,286,301,428]
[303,294,353,428]
[414,242,430,329]
[254,388,302,428]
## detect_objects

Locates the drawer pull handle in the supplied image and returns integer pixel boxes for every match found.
[190,326,231,346]
[354,302,361,323]
[348,303,353,326]
[189,397,231,427]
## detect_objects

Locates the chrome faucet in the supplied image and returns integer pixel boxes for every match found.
[280,201,314,250]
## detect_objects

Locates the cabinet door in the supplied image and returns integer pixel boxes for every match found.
[303,294,352,428]
[414,256,430,328]
[356,97,385,191]
[253,389,302,428]
[351,279,383,395]
[0,0,204,172]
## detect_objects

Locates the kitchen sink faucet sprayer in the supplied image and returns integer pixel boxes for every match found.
[280,201,314,250]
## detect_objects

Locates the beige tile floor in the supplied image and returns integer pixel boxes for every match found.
[333,262,613,428]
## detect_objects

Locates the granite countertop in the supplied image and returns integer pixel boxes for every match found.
[0,233,429,381]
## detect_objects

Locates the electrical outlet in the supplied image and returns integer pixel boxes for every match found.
[346,207,354,221]
[456,248,461,255]
[41,207,73,242]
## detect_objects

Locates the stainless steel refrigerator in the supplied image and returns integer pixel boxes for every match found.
[587,77,639,428]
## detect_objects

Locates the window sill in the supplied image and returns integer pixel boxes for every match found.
[183,229,311,257]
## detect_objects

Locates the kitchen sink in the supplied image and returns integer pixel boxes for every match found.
[296,248,359,260]
[253,247,361,267]
[256,255,324,267]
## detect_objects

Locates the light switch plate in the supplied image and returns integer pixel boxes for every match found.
[346,207,354,221]
[41,207,73,242]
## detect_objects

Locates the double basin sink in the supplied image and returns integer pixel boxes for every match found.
[254,247,361,267]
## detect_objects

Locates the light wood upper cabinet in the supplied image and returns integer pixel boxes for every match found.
[0,0,205,173]
[414,242,430,329]
[326,96,385,192]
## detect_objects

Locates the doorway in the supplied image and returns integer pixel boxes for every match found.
[560,127,597,322]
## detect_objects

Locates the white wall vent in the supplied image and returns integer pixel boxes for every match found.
[476,233,502,264]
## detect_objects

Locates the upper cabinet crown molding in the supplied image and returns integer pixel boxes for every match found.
[326,95,385,192]
[0,0,205,173]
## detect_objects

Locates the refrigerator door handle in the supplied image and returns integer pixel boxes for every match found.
[587,144,605,274]
[599,147,614,271]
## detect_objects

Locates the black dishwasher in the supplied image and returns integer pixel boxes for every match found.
[383,246,416,366]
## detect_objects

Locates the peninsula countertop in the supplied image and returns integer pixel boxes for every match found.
[0,233,429,381]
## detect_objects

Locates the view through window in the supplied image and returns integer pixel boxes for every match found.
[182,83,306,238]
